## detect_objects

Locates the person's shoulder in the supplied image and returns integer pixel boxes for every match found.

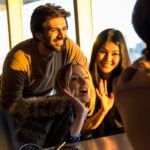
[132,55,150,70]
[65,38,77,44]
[65,38,80,50]
[5,38,32,57]
[64,38,88,67]
[12,38,33,51]
[4,39,33,70]
[6,38,33,58]
[115,55,150,89]
[132,56,145,66]
[114,65,150,94]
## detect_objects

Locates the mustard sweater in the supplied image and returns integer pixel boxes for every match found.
[1,38,88,109]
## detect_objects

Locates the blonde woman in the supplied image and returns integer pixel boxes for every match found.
[54,61,114,141]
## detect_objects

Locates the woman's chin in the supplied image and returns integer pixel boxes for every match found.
[79,97,90,104]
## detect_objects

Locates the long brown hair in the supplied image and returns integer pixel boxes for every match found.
[89,28,131,92]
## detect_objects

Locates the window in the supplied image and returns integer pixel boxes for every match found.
[0,0,9,74]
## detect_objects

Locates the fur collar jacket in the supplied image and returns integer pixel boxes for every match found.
[6,96,73,149]
[9,95,70,123]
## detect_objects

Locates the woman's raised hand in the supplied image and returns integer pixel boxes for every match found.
[63,88,87,116]
[96,79,114,112]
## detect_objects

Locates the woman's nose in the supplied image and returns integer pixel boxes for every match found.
[80,78,87,85]
[104,53,112,61]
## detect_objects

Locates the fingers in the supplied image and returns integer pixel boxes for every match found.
[97,79,108,96]
[98,79,104,95]
[63,89,86,114]
[96,80,115,104]
[63,88,75,97]
[63,88,81,104]
[103,80,108,95]
[96,80,104,101]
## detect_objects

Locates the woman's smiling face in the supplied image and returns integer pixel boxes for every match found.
[96,41,121,77]
[69,65,90,104]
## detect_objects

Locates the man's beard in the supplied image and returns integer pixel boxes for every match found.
[43,37,65,52]
[45,42,57,52]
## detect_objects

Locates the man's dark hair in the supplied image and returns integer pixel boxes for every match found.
[30,3,71,39]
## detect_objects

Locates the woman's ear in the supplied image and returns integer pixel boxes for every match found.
[34,32,43,40]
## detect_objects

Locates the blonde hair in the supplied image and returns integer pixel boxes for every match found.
[54,62,96,116]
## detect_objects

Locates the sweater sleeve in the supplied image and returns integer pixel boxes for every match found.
[1,50,30,110]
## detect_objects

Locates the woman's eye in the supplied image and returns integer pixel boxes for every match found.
[99,50,106,54]
[112,52,120,56]
[71,77,79,81]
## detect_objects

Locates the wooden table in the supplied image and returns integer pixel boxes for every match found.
[47,133,134,150]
